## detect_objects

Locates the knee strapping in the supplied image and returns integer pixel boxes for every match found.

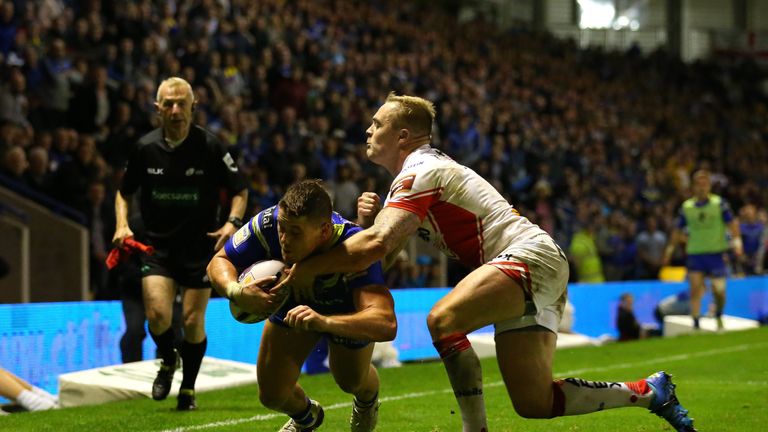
[433,333,471,359]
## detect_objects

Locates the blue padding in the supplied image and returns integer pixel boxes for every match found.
[567,276,768,338]
[0,300,263,401]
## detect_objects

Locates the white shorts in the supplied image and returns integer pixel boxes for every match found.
[487,233,569,334]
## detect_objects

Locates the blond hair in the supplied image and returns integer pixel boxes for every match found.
[385,92,435,136]
[692,169,710,182]
[156,77,194,103]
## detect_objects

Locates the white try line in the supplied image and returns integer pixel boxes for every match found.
[155,341,767,432]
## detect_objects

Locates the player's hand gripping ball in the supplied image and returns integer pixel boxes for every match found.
[230,260,289,323]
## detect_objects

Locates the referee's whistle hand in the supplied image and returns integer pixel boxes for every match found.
[112,227,134,247]
[208,223,237,251]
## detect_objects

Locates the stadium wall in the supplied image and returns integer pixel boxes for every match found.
[1,276,766,401]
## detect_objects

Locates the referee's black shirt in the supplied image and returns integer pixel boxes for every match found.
[120,125,247,244]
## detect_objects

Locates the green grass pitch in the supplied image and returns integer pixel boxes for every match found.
[3,327,766,431]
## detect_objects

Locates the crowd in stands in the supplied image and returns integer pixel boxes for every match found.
[0,0,766,296]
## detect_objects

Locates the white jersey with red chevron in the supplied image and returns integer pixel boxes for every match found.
[385,145,546,268]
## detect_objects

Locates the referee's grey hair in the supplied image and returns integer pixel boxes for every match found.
[156,77,194,102]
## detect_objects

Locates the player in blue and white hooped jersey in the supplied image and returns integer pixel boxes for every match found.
[207,180,395,432]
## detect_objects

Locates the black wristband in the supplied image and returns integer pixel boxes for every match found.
[228,216,244,228]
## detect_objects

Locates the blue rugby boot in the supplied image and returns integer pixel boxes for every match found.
[646,371,697,432]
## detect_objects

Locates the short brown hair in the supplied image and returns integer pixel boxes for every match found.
[385,92,435,136]
[278,179,332,221]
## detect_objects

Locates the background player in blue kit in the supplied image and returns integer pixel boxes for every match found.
[207,180,397,432]
[663,169,743,330]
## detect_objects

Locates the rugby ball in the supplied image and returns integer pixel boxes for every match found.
[230,260,289,324]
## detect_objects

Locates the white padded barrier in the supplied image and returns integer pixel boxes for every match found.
[663,314,759,337]
[58,357,257,407]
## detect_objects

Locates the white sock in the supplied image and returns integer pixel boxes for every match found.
[31,386,58,403]
[442,347,488,431]
[553,377,653,416]
[17,389,56,411]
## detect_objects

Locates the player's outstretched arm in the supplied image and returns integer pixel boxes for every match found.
[284,283,397,342]
[281,207,421,299]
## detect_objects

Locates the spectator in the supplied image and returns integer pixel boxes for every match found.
[23,146,53,195]
[69,65,113,136]
[636,216,668,280]
[38,38,73,130]
[102,101,138,168]
[53,134,100,210]
[331,162,360,220]
[1,145,27,180]
[317,135,341,181]
[737,204,766,275]
[0,1,16,57]
[569,219,605,283]
[85,181,114,300]
[246,167,280,214]
[257,132,293,192]
[616,292,643,341]
[0,67,30,128]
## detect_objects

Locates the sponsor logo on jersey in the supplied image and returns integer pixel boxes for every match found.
[232,224,251,248]
[390,174,416,197]
[185,167,204,176]
[147,167,164,175]
[402,161,424,170]
[261,207,275,229]
[150,187,199,205]
[223,153,238,172]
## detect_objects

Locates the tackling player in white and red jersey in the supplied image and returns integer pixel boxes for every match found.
[278,93,696,432]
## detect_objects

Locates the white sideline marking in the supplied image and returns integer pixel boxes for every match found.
[155,342,766,432]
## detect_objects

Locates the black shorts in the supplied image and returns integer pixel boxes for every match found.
[140,240,213,289]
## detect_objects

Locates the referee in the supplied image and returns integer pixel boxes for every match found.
[112,77,247,410]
